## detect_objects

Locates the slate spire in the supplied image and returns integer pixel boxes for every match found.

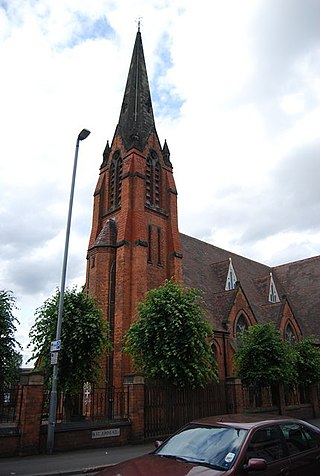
[116,30,157,151]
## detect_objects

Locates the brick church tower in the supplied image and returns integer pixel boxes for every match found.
[86,29,182,388]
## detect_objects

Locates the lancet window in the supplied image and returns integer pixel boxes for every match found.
[146,151,161,208]
[109,151,122,209]
[235,313,249,339]
[284,322,296,343]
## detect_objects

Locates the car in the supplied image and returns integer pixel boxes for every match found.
[96,414,320,475]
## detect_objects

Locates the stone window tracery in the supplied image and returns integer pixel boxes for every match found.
[235,314,249,339]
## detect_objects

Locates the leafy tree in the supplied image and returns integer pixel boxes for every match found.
[0,290,22,390]
[235,323,297,387]
[123,280,218,388]
[28,287,111,394]
[293,337,320,385]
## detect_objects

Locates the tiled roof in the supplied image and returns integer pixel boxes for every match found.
[273,256,320,339]
[181,233,320,339]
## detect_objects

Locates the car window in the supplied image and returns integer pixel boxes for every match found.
[302,425,320,448]
[155,424,248,470]
[280,423,320,456]
[245,426,285,463]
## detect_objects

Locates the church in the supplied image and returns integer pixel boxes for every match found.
[85,29,320,388]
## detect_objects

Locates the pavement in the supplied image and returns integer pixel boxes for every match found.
[0,442,155,476]
[1,418,320,476]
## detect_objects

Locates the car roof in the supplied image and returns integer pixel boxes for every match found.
[191,413,305,430]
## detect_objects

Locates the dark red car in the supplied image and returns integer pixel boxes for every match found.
[97,414,320,475]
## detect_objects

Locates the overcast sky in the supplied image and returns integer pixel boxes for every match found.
[1,0,320,363]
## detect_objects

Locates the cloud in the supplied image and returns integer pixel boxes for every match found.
[0,0,319,362]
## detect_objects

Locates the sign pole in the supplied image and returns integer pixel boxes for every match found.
[46,129,90,454]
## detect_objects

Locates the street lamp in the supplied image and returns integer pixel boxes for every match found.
[47,129,91,454]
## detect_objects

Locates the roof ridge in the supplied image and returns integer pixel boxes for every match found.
[273,254,320,269]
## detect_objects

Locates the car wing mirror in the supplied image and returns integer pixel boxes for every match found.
[243,458,267,471]
[154,440,163,448]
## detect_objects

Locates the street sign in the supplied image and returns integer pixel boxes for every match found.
[51,352,58,365]
[50,340,61,352]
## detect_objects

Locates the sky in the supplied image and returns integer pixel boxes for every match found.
[1,0,320,363]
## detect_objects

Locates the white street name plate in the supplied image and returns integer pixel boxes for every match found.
[92,428,120,439]
[50,340,61,352]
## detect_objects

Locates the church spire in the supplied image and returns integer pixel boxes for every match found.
[116,30,157,151]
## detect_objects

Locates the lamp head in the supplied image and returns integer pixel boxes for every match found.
[78,129,91,141]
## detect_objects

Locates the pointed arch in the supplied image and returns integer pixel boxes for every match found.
[154,160,161,207]
[145,151,161,208]
[284,321,297,343]
[115,157,123,207]
[268,272,280,303]
[234,312,249,339]
[145,156,153,206]
[109,151,122,210]
[225,258,238,290]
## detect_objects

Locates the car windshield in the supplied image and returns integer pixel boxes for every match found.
[155,424,248,470]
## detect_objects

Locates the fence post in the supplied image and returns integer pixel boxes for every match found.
[225,377,244,414]
[310,384,320,418]
[124,373,145,441]
[19,370,44,455]
[278,383,286,415]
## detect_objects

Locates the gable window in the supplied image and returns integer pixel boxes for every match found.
[268,272,280,303]
[235,314,249,339]
[145,151,161,208]
[225,258,238,290]
[109,151,122,209]
[284,322,296,343]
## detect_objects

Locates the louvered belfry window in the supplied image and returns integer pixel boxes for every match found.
[155,161,160,207]
[146,157,152,206]
[109,151,122,209]
[116,158,122,207]
[146,151,161,208]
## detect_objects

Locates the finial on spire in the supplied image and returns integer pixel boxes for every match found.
[136,16,142,32]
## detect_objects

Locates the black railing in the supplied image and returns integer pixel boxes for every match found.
[41,386,129,423]
[0,385,21,424]
[144,381,227,439]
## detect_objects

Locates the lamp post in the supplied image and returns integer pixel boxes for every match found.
[47,128,91,454]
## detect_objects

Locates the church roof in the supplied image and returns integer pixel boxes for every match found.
[273,256,320,339]
[181,233,319,338]
[115,30,157,151]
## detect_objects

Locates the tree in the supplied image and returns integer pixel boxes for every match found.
[123,280,218,388]
[293,337,320,385]
[234,323,297,387]
[28,287,111,394]
[0,290,22,391]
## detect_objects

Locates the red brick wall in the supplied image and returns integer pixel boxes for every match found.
[86,132,182,388]
[18,372,44,456]
[39,422,132,453]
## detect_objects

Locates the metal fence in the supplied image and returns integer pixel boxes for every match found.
[242,383,311,411]
[0,385,22,424]
[42,385,129,423]
[144,381,228,439]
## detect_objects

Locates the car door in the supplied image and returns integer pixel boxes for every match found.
[237,425,291,476]
[279,422,320,475]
